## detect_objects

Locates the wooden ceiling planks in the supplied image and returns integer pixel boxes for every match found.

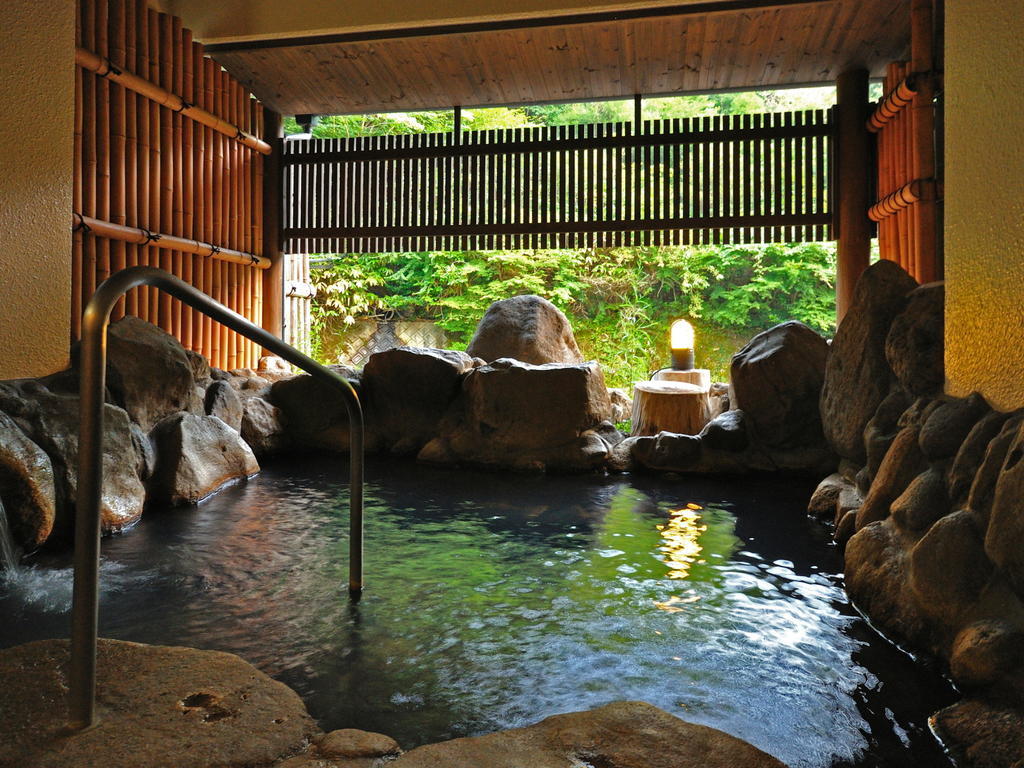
[210,0,910,116]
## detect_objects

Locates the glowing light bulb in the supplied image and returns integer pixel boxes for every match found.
[669,319,695,370]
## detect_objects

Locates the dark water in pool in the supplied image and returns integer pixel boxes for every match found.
[1,458,956,767]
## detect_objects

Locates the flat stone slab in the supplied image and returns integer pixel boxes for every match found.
[0,639,317,768]
[388,701,786,768]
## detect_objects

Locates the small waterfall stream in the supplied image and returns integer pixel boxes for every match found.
[0,497,21,572]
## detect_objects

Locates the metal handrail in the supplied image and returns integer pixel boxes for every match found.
[69,266,364,731]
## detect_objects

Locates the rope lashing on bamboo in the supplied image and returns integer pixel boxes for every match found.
[867,73,925,133]
[73,213,271,269]
[75,47,272,156]
[867,179,935,222]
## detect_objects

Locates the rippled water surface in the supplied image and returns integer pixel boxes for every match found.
[1,458,955,767]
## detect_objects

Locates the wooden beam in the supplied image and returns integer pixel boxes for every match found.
[261,109,285,342]
[835,68,872,322]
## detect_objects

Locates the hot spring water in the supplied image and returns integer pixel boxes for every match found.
[0,458,956,767]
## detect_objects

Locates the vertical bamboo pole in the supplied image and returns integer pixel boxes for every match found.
[217,65,230,369]
[151,10,169,332]
[124,0,139,316]
[227,77,239,370]
[835,69,871,322]
[204,57,217,366]
[83,0,98,317]
[181,27,195,353]
[254,100,265,358]
[911,0,937,282]
[192,40,207,361]
[96,0,111,301]
[109,0,128,320]
[72,0,84,341]
[170,15,184,340]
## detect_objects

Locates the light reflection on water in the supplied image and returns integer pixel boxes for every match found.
[0,458,955,768]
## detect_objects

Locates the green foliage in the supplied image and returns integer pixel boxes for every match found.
[310,243,836,386]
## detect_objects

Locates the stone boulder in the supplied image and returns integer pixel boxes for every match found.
[150,413,259,505]
[269,367,364,453]
[949,410,1015,509]
[863,387,912,485]
[699,409,750,453]
[856,425,927,531]
[204,380,243,432]
[2,381,144,537]
[422,359,612,471]
[807,472,846,518]
[607,387,633,423]
[730,321,829,449]
[102,316,201,431]
[239,397,288,457]
[388,701,786,768]
[466,295,584,365]
[0,638,316,768]
[919,394,991,462]
[932,699,1024,768]
[820,260,918,463]
[967,415,1024,529]
[985,420,1024,598]
[890,467,950,534]
[885,282,945,398]
[0,410,56,549]
[257,355,294,382]
[362,347,475,454]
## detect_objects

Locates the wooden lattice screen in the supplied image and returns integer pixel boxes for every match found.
[74,0,269,371]
[283,109,833,254]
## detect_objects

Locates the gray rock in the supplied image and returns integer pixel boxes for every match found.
[950,621,1024,691]
[103,316,201,431]
[363,347,475,454]
[807,473,845,518]
[388,701,786,768]
[606,436,640,472]
[856,425,928,530]
[885,282,945,397]
[845,520,929,644]
[837,484,864,527]
[0,638,316,768]
[821,260,918,463]
[185,349,211,386]
[730,321,829,448]
[438,359,612,471]
[863,387,912,484]
[985,420,1024,597]
[699,410,749,453]
[969,415,1024,530]
[909,510,993,625]
[949,410,1015,509]
[466,295,584,365]
[270,370,365,454]
[256,355,294,382]
[204,380,243,432]
[607,387,633,423]
[589,420,625,448]
[316,729,402,760]
[632,432,702,472]
[5,383,144,537]
[919,393,991,461]
[150,413,259,505]
[0,411,55,549]
[890,467,950,534]
[129,422,155,482]
[239,397,287,457]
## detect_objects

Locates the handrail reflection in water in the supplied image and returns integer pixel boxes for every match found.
[70,266,364,731]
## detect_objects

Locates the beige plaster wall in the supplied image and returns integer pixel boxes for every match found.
[0,0,75,379]
[156,0,704,43]
[944,1,1024,411]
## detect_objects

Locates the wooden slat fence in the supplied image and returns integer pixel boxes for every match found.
[74,0,268,371]
[283,109,833,254]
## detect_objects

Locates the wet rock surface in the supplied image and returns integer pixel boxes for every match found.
[729,320,829,449]
[466,294,584,365]
[150,413,260,505]
[885,282,945,398]
[820,260,917,464]
[0,639,316,768]
[387,702,786,768]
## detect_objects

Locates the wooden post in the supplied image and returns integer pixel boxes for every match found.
[261,109,285,346]
[835,68,871,322]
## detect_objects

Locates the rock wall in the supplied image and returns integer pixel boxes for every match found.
[807,261,1024,766]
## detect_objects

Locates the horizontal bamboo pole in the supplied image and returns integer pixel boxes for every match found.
[867,75,920,133]
[76,46,271,156]
[868,178,934,222]
[73,213,270,269]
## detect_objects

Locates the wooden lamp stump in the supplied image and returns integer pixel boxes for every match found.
[631,380,712,436]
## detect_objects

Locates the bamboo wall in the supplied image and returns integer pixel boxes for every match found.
[868,0,940,283]
[73,0,268,371]
[283,254,313,358]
